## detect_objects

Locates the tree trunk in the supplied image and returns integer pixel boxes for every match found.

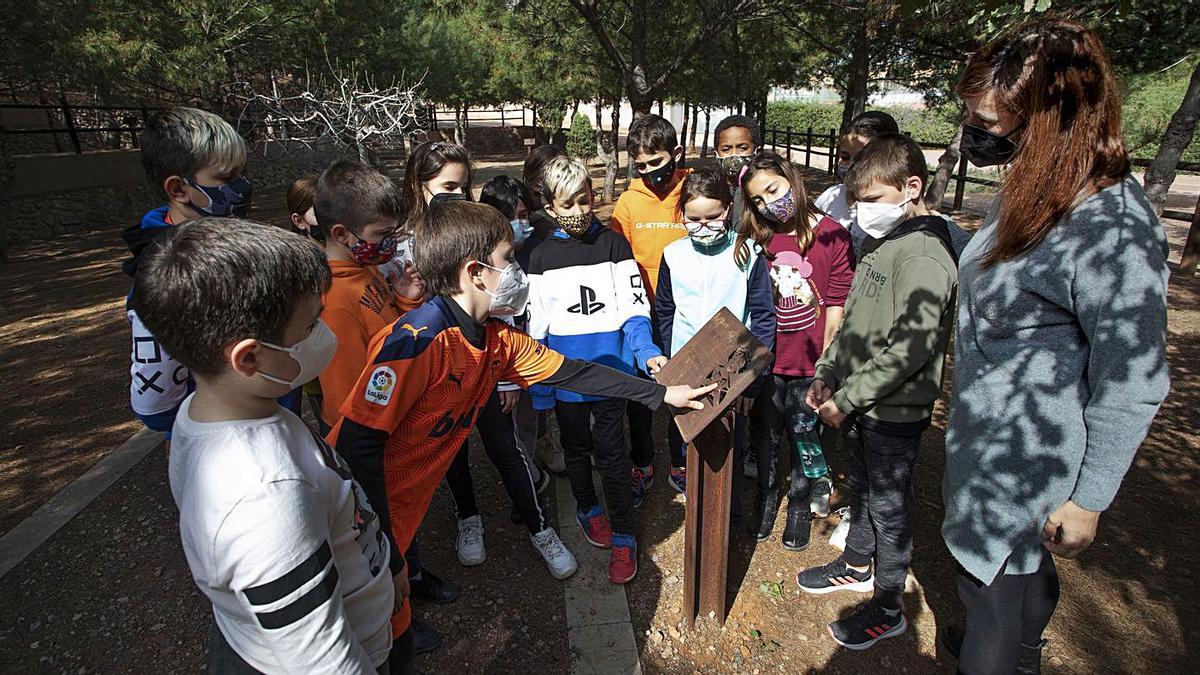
[701,106,712,158]
[595,95,613,204]
[757,90,769,142]
[926,124,964,208]
[626,98,650,188]
[609,97,621,200]
[680,99,691,165]
[454,104,468,146]
[841,16,870,133]
[1181,198,1200,275]
[570,99,580,124]
[1144,60,1200,215]
[657,100,664,116]
[689,102,699,153]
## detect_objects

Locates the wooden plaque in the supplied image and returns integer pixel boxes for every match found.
[654,307,773,443]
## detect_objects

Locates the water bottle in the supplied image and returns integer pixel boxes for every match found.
[797,440,829,479]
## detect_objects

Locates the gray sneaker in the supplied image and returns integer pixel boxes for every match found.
[530,527,578,580]
[810,476,833,518]
[456,515,486,566]
[538,443,567,474]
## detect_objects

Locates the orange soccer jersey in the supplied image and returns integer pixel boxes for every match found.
[327,295,563,635]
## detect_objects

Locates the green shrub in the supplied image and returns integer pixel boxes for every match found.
[566,113,595,163]
[765,101,960,146]
[1122,58,1199,164]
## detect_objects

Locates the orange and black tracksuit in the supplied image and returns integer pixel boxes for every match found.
[329,296,666,640]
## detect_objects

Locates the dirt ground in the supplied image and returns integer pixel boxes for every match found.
[0,155,1197,673]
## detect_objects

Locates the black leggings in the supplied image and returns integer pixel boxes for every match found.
[955,549,1059,674]
[443,390,547,533]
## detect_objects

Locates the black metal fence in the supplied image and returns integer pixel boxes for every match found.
[763,125,1199,223]
[0,99,157,153]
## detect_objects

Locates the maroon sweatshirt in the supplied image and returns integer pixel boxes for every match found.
[766,216,855,377]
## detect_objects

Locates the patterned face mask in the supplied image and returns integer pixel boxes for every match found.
[760,188,798,224]
[719,154,754,183]
[346,231,398,265]
[555,212,592,237]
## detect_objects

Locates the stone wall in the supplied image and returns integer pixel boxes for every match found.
[2,141,348,250]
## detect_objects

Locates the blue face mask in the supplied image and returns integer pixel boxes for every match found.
[511,218,533,245]
[185,175,252,218]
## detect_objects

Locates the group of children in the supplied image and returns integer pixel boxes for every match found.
[123,104,962,671]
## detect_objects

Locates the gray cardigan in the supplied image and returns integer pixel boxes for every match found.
[942,176,1170,584]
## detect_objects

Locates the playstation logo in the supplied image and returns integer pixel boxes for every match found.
[568,285,605,315]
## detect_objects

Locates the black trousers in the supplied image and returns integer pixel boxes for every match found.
[442,390,547,533]
[627,399,655,468]
[556,398,635,535]
[841,417,922,609]
[749,375,823,506]
[956,550,1059,674]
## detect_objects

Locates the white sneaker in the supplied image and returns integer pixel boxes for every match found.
[530,527,578,580]
[810,476,833,518]
[456,515,486,566]
[829,507,850,551]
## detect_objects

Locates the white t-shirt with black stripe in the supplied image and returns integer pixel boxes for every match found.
[170,395,393,673]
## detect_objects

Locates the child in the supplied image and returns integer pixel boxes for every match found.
[813,111,899,257]
[739,151,855,551]
[329,201,712,665]
[286,173,318,237]
[799,134,958,651]
[653,167,776,525]
[122,106,252,433]
[402,140,474,234]
[609,113,690,499]
[522,143,568,241]
[425,175,572,572]
[130,218,400,673]
[712,113,763,480]
[527,156,669,583]
[312,160,407,434]
[480,175,566,476]
[285,174,329,432]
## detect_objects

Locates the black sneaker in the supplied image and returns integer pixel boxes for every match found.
[410,616,443,655]
[409,567,460,604]
[797,557,874,594]
[827,601,907,651]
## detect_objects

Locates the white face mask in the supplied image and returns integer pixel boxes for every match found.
[257,319,338,388]
[511,218,533,245]
[853,197,911,239]
[478,261,530,317]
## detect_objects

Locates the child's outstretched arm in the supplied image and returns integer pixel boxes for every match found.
[497,326,712,410]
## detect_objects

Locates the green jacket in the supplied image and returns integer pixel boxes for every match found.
[814,216,958,424]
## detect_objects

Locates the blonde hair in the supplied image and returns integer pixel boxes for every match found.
[539,156,590,203]
[140,107,247,187]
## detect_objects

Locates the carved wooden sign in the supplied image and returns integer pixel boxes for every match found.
[654,308,773,628]
[654,307,774,443]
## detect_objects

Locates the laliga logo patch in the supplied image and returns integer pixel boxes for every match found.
[365,366,396,406]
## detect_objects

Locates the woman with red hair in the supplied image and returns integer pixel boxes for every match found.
[941,19,1170,674]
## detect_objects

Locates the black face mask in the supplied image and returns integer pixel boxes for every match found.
[640,154,678,191]
[430,191,467,205]
[960,123,1021,168]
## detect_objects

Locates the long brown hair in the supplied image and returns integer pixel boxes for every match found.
[734,150,820,267]
[402,140,474,234]
[958,18,1129,267]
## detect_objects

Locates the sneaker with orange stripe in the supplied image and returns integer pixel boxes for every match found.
[797,557,874,594]
[827,601,908,651]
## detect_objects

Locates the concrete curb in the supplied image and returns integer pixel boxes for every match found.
[554,473,642,675]
[0,427,165,579]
